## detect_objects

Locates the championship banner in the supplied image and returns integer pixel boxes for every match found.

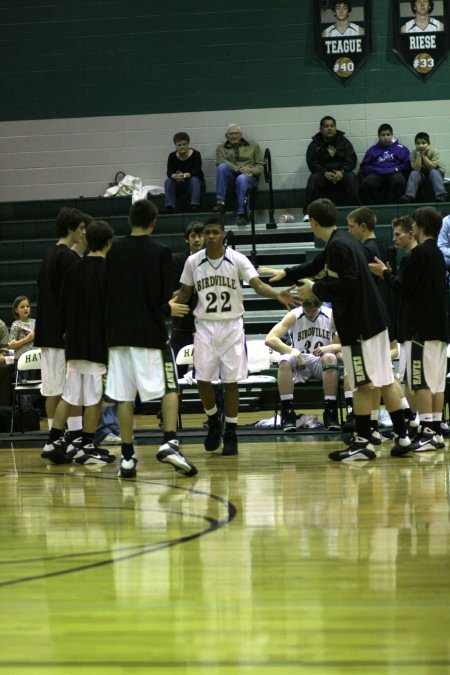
[314,1,371,83]
[392,0,449,80]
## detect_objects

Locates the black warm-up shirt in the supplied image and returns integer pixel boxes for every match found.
[362,237,397,341]
[284,229,387,346]
[35,244,79,349]
[384,239,447,343]
[63,256,108,365]
[106,235,174,349]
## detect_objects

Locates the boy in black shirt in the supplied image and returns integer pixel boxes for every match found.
[37,208,87,462]
[105,199,197,478]
[370,207,448,453]
[346,206,413,441]
[261,198,411,461]
[43,220,117,465]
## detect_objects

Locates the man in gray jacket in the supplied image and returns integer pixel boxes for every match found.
[213,123,264,226]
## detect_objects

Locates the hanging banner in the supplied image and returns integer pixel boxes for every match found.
[392,0,449,80]
[314,1,371,84]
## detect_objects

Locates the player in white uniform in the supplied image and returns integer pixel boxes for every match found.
[177,216,299,456]
[265,296,341,432]
[401,0,444,32]
[322,2,365,37]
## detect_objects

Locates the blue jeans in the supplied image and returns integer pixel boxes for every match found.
[95,404,119,444]
[216,163,258,214]
[405,169,446,199]
[164,176,204,208]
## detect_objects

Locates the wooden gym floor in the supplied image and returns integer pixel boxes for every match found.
[1,413,450,674]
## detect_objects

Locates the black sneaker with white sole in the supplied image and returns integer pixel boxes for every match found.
[390,436,412,457]
[409,428,439,452]
[432,433,445,449]
[282,409,297,433]
[118,456,138,478]
[41,437,73,464]
[65,437,86,461]
[328,437,376,462]
[156,439,198,476]
[370,429,382,445]
[74,444,116,465]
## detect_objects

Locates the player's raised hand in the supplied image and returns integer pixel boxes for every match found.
[257,266,286,283]
[277,286,301,308]
[296,277,314,297]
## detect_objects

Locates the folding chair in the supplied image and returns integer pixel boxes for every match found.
[10,348,42,434]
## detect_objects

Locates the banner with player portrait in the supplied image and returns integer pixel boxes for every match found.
[314,1,371,83]
[392,0,449,79]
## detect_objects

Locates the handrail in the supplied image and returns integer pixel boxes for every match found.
[244,188,257,264]
[264,148,277,229]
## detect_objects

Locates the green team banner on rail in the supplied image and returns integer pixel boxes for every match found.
[392,0,450,80]
[314,1,371,83]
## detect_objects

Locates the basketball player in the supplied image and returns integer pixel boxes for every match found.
[367,216,419,434]
[322,2,365,37]
[401,0,444,33]
[175,215,299,456]
[369,207,447,453]
[36,208,87,463]
[265,295,341,432]
[346,206,410,442]
[44,220,117,465]
[105,199,197,479]
[260,199,412,461]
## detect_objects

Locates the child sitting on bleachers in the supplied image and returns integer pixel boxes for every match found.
[400,132,447,204]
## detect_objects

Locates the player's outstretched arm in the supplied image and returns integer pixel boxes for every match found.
[250,277,300,308]
[257,266,287,283]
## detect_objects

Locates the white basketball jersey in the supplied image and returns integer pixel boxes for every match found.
[403,17,442,32]
[323,22,361,37]
[180,247,258,320]
[291,306,334,353]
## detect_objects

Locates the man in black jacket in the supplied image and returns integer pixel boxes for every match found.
[303,116,360,217]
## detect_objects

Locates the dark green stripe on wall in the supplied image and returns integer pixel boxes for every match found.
[1,0,449,121]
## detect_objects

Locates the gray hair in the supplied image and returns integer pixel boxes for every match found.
[226,123,242,134]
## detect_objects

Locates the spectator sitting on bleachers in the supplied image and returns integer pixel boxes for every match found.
[212,124,264,227]
[303,115,360,220]
[163,132,205,213]
[360,124,410,204]
[400,131,447,204]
